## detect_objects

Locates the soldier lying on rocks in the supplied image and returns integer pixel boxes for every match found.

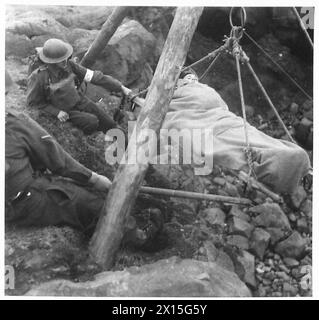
[6,70,162,248]
[26,38,132,135]
[133,69,311,196]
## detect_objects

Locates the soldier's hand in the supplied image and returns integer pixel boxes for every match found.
[89,172,112,192]
[57,111,69,122]
[121,85,132,96]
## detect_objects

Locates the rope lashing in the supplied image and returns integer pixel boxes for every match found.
[227,7,297,146]
[231,27,257,181]
[181,43,227,72]
[231,35,296,144]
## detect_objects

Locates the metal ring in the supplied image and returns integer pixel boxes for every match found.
[229,7,247,28]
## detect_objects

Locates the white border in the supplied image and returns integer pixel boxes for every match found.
[1,0,317,300]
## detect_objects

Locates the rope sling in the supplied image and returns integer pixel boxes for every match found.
[128,7,313,187]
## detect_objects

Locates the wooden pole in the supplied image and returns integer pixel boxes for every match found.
[89,7,204,268]
[80,7,129,68]
[238,171,283,203]
[292,7,313,49]
[140,186,252,205]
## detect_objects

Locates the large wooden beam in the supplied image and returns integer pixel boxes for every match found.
[89,7,204,268]
[80,7,129,68]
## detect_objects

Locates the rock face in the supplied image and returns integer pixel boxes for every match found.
[6,10,69,39]
[227,235,249,250]
[26,256,251,297]
[202,208,226,228]
[300,199,312,217]
[266,227,286,246]
[290,186,308,209]
[275,231,307,259]
[5,226,94,295]
[6,7,157,90]
[55,7,114,30]
[251,203,291,230]
[250,228,271,260]
[229,206,250,222]
[151,163,205,216]
[74,19,157,88]
[5,31,35,58]
[227,249,256,289]
[228,217,254,238]
[204,241,235,273]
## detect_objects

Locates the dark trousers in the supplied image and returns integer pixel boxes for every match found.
[6,176,105,235]
[69,96,117,134]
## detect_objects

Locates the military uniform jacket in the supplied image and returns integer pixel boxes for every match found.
[5,110,92,200]
[26,60,123,116]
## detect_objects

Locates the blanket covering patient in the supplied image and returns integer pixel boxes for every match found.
[160,71,311,195]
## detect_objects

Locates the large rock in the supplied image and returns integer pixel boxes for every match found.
[7,5,114,30]
[5,226,84,269]
[229,205,250,222]
[74,19,157,88]
[300,199,312,218]
[6,10,69,39]
[67,28,98,49]
[5,31,35,58]
[201,208,226,228]
[265,227,286,246]
[151,163,205,215]
[26,256,251,297]
[70,28,98,54]
[226,235,249,250]
[54,7,114,29]
[225,248,256,289]
[203,241,235,273]
[251,203,291,230]
[236,250,256,289]
[275,231,307,259]
[228,217,254,238]
[250,228,271,260]
[290,186,308,209]
[5,226,91,295]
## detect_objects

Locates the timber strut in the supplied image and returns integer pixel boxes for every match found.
[82,6,287,269]
[89,6,204,269]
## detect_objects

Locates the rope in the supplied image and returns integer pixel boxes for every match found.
[232,39,257,180]
[130,43,228,100]
[198,52,222,80]
[245,60,297,144]
[244,31,313,101]
[292,7,314,49]
[182,44,227,72]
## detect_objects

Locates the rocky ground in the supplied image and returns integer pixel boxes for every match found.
[5,6,313,297]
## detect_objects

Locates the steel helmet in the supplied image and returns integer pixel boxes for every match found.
[38,38,73,64]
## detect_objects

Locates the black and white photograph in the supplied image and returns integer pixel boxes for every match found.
[3,2,316,300]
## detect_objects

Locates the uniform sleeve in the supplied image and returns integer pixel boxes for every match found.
[70,60,123,92]
[14,114,92,183]
[26,71,60,117]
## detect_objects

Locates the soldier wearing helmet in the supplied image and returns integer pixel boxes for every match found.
[6,70,163,246]
[27,38,131,134]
